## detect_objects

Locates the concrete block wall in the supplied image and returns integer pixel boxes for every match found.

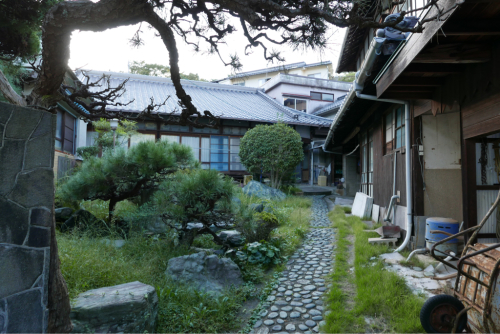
[0,102,55,333]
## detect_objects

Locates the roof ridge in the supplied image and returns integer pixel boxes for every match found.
[257,91,332,126]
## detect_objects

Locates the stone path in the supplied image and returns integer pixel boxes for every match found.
[253,196,335,334]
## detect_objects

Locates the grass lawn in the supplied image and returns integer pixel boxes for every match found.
[58,195,312,333]
[324,206,425,333]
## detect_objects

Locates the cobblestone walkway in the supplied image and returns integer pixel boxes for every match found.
[253,196,335,334]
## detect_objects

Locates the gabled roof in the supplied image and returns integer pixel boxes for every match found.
[229,61,332,79]
[311,94,347,116]
[77,71,333,128]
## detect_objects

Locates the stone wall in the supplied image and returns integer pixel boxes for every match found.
[0,101,55,333]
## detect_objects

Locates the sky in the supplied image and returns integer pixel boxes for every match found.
[68,20,346,82]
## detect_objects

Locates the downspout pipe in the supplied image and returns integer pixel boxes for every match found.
[354,92,412,252]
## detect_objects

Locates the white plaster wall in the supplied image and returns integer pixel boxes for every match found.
[422,113,461,169]
[226,65,331,87]
[266,82,348,114]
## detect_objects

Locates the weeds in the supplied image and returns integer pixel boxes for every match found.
[324,207,425,333]
[58,232,251,333]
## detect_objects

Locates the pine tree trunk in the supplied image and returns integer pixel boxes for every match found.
[47,201,73,333]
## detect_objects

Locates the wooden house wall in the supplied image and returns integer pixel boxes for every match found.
[366,108,407,209]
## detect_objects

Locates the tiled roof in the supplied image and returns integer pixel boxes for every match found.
[311,95,347,116]
[228,61,332,79]
[76,71,333,127]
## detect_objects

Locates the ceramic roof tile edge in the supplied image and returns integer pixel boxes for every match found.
[76,69,262,93]
[228,61,332,79]
[325,84,357,145]
[257,90,333,128]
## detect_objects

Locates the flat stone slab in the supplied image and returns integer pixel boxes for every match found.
[70,281,158,333]
[352,192,373,219]
[380,252,405,264]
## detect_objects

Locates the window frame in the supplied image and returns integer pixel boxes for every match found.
[283,97,308,112]
[383,106,406,155]
[360,129,374,197]
[309,91,334,102]
[55,109,76,154]
[158,131,247,172]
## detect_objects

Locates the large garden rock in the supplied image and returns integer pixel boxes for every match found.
[55,207,73,222]
[242,181,286,201]
[218,230,245,247]
[249,203,264,212]
[166,252,243,293]
[70,281,158,333]
[145,217,168,234]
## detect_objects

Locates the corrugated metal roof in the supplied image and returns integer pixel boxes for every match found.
[76,70,333,127]
[311,94,347,116]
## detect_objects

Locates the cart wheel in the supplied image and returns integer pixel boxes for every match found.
[420,294,467,333]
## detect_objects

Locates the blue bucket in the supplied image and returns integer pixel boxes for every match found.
[425,217,459,244]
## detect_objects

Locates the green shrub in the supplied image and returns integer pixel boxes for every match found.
[233,241,283,267]
[76,146,99,159]
[239,123,303,189]
[57,140,196,221]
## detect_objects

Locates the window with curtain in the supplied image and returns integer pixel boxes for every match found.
[130,133,155,147]
[161,135,180,143]
[181,136,200,161]
[284,98,307,112]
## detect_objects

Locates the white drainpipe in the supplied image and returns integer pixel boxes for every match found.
[355,92,412,252]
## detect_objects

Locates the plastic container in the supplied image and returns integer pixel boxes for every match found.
[425,217,459,255]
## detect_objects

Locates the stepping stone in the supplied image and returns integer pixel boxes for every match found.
[254,320,263,328]
[282,306,293,312]
[305,320,316,327]
[264,320,274,326]
[285,324,296,331]
[298,324,309,331]
[271,306,278,312]
[272,325,282,331]
[290,312,300,318]
[280,311,287,319]
[268,312,279,319]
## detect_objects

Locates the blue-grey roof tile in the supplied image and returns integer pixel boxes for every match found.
[77,70,332,127]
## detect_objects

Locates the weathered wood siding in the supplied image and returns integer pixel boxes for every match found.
[368,110,407,208]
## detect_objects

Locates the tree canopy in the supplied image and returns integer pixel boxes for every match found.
[129,60,207,81]
[239,123,304,189]
[0,0,455,121]
[58,140,197,220]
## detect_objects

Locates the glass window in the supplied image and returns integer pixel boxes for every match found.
[230,137,245,171]
[145,122,156,130]
[323,94,334,101]
[310,92,322,100]
[295,99,307,112]
[56,111,63,139]
[210,136,229,171]
[307,73,321,78]
[160,124,190,132]
[284,98,295,109]
[161,135,180,143]
[223,126,247,135]
[181,136,200,161]
[193,126,219,134]
[130,133,155,147]
[201,137,210,163]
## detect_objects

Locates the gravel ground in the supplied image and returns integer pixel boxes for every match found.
[252,196,334,334]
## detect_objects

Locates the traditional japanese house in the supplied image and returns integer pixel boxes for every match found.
[325,0,500,248]
[77,71,334,184]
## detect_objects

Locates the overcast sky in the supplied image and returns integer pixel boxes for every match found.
[68,21,346,81]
